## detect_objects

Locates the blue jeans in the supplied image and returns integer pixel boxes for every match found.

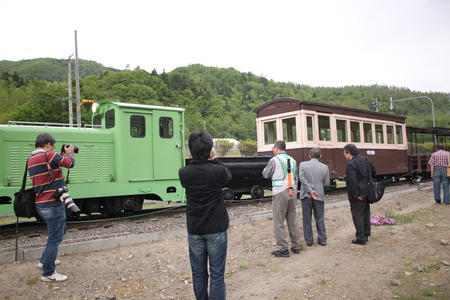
[433,168,449,204]
[36,203,66,276]
[188,231,227,300]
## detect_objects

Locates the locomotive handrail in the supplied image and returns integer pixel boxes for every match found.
[8,121,103,128]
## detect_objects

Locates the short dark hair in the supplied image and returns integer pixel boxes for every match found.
[188,130,213,160]
[343,143,358,156]
[436,144,445,150]
[274,140,286,151]
[35,133,56,148]
[309,147,321,159]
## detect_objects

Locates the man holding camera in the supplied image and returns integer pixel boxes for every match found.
[27,133,75,282]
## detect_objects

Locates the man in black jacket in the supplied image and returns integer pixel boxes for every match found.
[179,130,232,300]
[343,144,376,245]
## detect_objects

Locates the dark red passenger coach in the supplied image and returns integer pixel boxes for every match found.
[254,98,408,183]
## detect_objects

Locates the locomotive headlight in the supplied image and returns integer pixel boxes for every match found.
[91,102,100,113]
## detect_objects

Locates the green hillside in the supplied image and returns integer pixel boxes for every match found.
[0,58,119,82]
[0,59,449,142]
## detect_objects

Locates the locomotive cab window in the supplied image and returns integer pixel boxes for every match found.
[282,117,297,142]
[130,115,146,138]
[105,109,115,129]
[159,117,174,138]
[93,114,102,126]
[264,120,277,145]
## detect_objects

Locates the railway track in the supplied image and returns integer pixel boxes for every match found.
[0,180,429,256]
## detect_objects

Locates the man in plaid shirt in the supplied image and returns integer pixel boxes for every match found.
[428,144,449,204]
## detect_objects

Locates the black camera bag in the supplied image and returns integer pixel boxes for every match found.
[14,158,39,218]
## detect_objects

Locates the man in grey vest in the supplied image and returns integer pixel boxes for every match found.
[263,141,301,257]
[299,148,330,246]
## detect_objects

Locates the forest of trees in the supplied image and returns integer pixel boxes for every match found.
[1,58,449,142]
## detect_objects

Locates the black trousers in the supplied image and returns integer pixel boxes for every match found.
[349,198,371,241]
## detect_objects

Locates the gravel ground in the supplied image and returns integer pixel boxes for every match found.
[1,181,449,300]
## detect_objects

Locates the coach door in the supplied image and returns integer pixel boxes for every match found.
[152,110,184,180]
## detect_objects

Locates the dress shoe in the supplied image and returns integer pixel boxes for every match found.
[291,247,300,254]
[318,240,327,246]
[271,249,290,257]
[351,239,366,245]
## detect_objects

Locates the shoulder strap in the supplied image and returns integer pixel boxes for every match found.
[365,156,374,182]
[21,158,30,191]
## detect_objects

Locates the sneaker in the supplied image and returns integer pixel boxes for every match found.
[271,249,290,257]
[41,272,68,282]
[38,259,61,269]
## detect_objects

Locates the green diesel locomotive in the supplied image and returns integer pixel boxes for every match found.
[0,102,186,217]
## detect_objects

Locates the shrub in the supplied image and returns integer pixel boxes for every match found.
[238,140,257,156]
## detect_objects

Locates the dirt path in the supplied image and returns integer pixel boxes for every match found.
[1,187,449,300]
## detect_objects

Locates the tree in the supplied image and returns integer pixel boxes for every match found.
[215,139,234,157]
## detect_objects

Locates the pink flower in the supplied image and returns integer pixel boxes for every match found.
[371,215,396,225]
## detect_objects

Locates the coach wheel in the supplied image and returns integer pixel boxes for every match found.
[222,188,234,200]
[251,185,264,199]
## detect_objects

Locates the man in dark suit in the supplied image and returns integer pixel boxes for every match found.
[343,144,376,245]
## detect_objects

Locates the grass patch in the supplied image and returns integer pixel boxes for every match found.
[26,278,39,285]
[239,263,249,270]
[383,211,415,224]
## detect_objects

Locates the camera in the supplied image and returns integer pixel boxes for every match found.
[54,186,81,215]
[61,144,79,154]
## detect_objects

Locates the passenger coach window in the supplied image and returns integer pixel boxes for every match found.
[396,125,403,144]
[350,121,361,143]
[130,115,145,138]
[159,117,173,138]
[307,116,314,141]
[105,109,115,129]
[282,117,297,142]
[375,124,384,143]
[364,123,373,143]
[387,125,394,144]
[264,121,277,145]
[318,116,331,141]
[336,120,347,142]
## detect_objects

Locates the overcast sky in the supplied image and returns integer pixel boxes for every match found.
[1,0,449,94]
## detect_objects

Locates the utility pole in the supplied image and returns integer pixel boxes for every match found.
[67,54,73,126]
[199,121,206,130]
[370,97,383,112]
[74,30,81,126]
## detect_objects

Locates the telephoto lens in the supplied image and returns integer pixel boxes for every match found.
[60,192,81,215]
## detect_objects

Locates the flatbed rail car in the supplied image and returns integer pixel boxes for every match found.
[406,126,450,179]
[0,102,186,216]
[186,156,272,200]
[254,98,409,184]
